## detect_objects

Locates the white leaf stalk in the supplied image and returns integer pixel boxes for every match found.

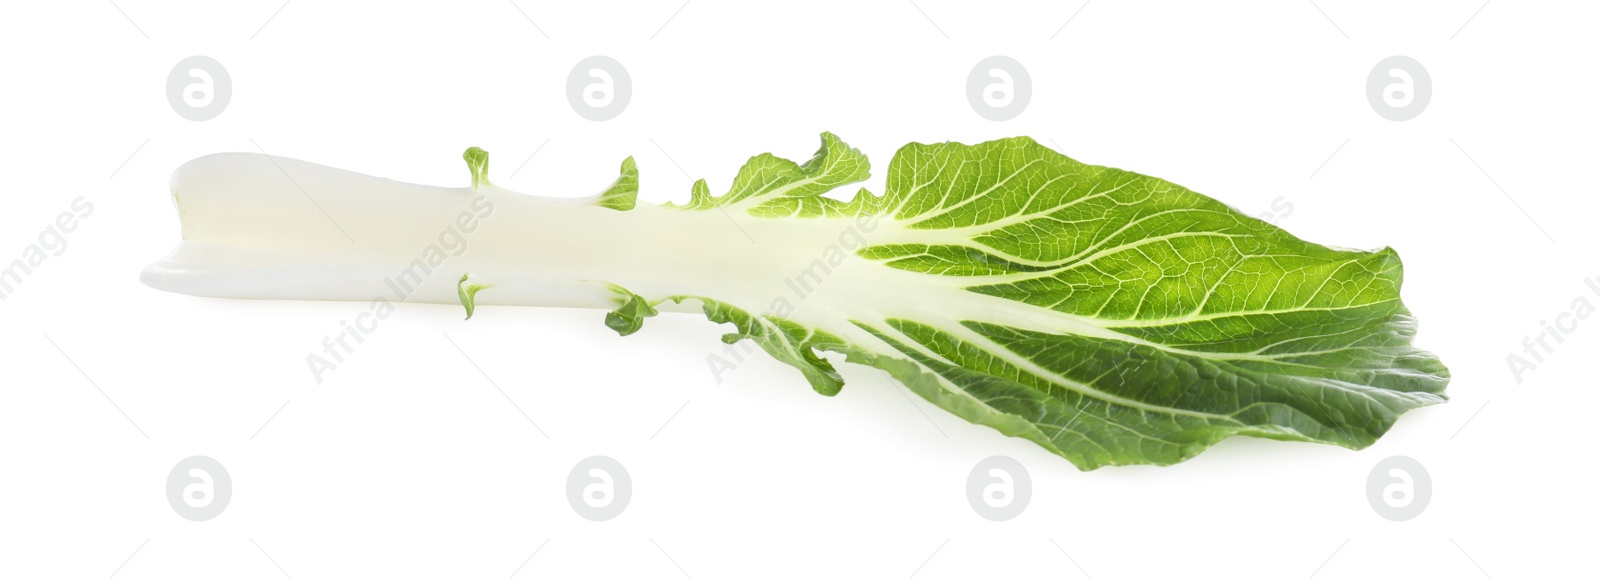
[143,149,879,319]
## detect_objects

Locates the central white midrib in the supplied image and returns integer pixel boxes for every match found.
[455,201,1370,378]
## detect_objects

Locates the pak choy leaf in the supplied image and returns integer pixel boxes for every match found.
[149,133,1449,470]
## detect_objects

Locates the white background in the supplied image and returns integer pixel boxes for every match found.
[2,1,1596,577]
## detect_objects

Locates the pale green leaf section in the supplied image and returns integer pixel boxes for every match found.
[666,132,872,214]
[671,296,849,396]
[595,157,638,211]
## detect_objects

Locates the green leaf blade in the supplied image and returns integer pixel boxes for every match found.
[519,134,1449,468]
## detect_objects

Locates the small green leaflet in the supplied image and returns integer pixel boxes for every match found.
[595,157,638,211]
[471,133,1450,470]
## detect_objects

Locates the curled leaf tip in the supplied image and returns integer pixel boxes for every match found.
[463,147,491,190]
[603,284,660,336]
[457,273,488,320]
